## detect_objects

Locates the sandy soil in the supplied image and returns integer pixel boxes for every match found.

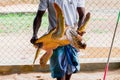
[0,69,120,80]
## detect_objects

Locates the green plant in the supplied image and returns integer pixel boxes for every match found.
[0,13,48,33]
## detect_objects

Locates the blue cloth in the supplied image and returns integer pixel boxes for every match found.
[50,44,80,78]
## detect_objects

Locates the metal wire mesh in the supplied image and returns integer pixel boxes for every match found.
[0,0,120,65]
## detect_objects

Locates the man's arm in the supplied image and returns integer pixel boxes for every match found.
[77,7,85,36]
[77,7,85,29]
[30,10,46,44]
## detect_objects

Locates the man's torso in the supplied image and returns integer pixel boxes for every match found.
[39,0,85,31]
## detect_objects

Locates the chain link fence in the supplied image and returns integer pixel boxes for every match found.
[0,0,120,65]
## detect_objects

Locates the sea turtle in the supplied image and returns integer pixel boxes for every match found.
[33,3,90,67]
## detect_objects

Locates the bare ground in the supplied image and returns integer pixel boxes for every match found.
[0,69,120,80]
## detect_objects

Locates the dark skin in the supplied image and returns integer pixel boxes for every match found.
[30,6,85,80]
[30,11,45,44]
[77,7,85,36]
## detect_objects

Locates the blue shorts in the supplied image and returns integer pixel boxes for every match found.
[50,44,80,78]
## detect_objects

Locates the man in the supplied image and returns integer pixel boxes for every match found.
[30,0,85,80]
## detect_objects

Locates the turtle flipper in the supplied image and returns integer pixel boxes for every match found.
[33,47,41,64]
[40,49,53,67]
[52,3,65,39]
[78,12,91,33]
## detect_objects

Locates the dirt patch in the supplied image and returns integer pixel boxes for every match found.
[80,47,120,58]
[0,0,39,6]
[0,69,120,80]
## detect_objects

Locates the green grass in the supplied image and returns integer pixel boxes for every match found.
[91,28,109,34]
[0,13,48,33]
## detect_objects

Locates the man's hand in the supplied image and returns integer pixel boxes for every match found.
[30,36,38,44]
[77,30,86,36]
